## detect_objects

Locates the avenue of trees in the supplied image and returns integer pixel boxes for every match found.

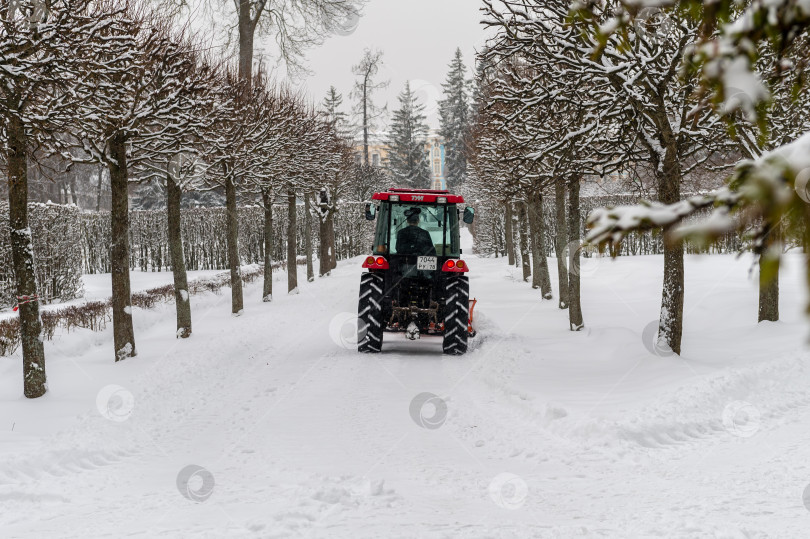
[0,0,360,398]
[10,0,810,399]
[469,0,810,353]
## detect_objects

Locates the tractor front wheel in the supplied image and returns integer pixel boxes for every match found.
[443,276,469,355]
[358,272,385,353]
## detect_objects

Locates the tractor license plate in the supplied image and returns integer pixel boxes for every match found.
[417,256,437,270]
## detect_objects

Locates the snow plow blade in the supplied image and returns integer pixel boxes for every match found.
[468,298,478,337]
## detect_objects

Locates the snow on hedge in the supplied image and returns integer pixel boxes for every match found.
[0,203,83,309]
[80,203,374,275]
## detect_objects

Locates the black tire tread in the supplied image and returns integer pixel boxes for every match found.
[443,276,469,355]
[358,272,385,353]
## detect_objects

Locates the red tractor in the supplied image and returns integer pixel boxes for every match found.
[358,188,476,355]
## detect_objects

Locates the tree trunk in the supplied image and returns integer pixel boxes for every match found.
[69,176,79,206]
[758,224,779,322]
[658,159,684,355]
[554,181,569,309]
[237,0,255,83]
[327,208,337,271]
[804,204,810,323]
[363,85,369,166]
[319,208,330,277]
[167,175,191,338]
[318,190,332,277]
[262,189,274,302]
[287,189,298,293]
[109,134,137,360]
[96,165,104,212]
[492,219,500,257]
[512,208,521,268]
[528,191,553,298]
[505,202,515,266]
[316,189,338,275]
[7,117,46,397]
[528,198,541,290]
[224,172,244,314]
[304,192,314,283]
[517,202,531,282]
[567,177,584,331]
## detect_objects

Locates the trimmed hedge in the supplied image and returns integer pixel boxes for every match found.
[81,202,374,274]
[0,202,83,309]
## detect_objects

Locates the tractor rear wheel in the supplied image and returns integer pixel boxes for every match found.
[358,272,385,353]
[443,275,469,355]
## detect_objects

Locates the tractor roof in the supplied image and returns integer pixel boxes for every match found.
[372,188,464,204]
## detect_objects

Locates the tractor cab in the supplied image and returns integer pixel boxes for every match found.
[369,189,466,272]
[357,189,476,355]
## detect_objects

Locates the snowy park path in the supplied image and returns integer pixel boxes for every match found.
[2,233,810,537]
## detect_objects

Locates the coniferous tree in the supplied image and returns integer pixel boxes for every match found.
[322,86,352,140]
[385,81,430,188]
[439,48,472,189]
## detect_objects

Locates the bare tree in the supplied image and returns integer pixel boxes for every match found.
[567,176,584,330]
[0,0,102,395]
[286,187,298,293]
[204,70,281,313]
[227,0,362,81]
[75,13,200,359]
[317,134,356,275]
[483,0,732,346]
[528,191,552,298]
[554,182,569,309]
[304,192,315,282]
[584,0,810,327]
[160,54,224,338]
[351,49,388,166]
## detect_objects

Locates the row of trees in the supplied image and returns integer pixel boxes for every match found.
[470,0,810,352]
[1,0,361,398]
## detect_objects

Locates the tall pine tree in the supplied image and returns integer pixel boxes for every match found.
[322,86,352,140]
[385,81,430,188]
[439,48,472,189]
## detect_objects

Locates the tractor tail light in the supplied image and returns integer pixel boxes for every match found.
[363,256,389,270]
[442,259,469,272]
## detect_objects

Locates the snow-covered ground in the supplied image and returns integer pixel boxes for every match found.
[0,269,226,320]
[2,231,809,537]
[81,270,227,302]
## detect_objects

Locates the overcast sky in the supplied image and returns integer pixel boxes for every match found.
[287,0,488,130]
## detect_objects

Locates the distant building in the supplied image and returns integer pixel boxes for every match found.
[426,131,446,190]
[354,133,388,168]
[354,131,447,190]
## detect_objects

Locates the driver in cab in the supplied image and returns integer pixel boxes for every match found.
[396,207,437,256]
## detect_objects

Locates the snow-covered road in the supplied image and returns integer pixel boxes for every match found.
[2,232,810,537]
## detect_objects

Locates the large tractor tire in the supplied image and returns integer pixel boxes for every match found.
[358,272,385,353]
[443,275,469,355]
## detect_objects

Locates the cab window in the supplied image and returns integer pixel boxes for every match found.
[373,203,390,254]
[388,204,443,255]
[373,202,460,256]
